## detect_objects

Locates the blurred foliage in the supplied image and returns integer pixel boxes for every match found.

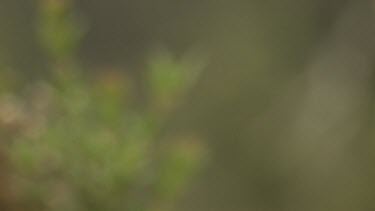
[2,0,370,210]
[38,0,84,61]
[0,0,206,210]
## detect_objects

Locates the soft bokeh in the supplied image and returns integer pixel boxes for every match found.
[1,0,375,211]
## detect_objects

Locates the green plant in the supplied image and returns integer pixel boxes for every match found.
[3,1,206,210]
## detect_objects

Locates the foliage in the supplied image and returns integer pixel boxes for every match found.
[0,0,205,210]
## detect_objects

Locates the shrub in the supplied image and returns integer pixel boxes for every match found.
[1,1,206,210]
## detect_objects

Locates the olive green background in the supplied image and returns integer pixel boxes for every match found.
[2,0,375,210]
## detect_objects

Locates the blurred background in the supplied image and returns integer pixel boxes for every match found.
[1,0,375,210]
